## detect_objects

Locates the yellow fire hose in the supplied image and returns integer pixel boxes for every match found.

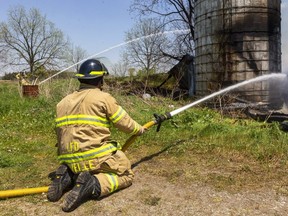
[0,187,49,199]
[121,120,157,151]
[0,119,160,199]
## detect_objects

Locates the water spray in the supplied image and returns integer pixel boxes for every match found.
[122,73,286,150]
[39,29,190,85]
[170,73,286,116]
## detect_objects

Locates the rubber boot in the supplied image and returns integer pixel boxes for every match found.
[62,171,101,212]
[47,164,74,202]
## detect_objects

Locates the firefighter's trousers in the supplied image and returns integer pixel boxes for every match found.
[92,150,134,197]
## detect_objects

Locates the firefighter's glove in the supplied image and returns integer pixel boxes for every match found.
[137,126,147,136]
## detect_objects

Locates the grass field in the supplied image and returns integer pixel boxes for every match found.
[1,77,288,197]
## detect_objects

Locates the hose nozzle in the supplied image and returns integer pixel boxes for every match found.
[153,112,171,132]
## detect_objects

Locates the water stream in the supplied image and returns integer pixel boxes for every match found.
[37,31,286,117]
[170,73,287,117]
[39,29,190,85]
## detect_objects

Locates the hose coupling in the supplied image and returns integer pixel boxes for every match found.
[153,112,171,132]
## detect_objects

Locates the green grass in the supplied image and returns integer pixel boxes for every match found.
[1,78,288,194]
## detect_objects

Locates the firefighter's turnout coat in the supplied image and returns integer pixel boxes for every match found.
[55,83,142,197]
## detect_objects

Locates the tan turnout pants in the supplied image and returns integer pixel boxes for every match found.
[92,150,134,197]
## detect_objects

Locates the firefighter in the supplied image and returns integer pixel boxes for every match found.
[47,59,146,212]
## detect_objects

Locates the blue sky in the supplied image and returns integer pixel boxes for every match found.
[0,0,288,72]
[0,0,135,67]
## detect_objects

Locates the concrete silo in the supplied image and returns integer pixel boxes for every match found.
[194,0,281,106]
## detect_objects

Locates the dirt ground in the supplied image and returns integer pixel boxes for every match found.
[1,163,288,216]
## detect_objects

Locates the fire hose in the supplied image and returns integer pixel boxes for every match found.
[0,101,193,199]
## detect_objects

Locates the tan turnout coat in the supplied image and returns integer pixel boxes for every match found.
[55,83,141,196]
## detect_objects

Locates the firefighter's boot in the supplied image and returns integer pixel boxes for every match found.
[62,171,101,212]
[47,164,73,202]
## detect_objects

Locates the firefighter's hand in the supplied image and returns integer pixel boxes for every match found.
[138,126,148,136]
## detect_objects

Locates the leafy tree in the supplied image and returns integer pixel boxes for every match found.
[128,68,136,77]
[0,6,68,83]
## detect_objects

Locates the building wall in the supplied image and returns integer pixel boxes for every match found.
[194,0,281,105]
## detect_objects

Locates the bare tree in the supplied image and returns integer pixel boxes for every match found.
[130,0,195,60]
[124,18,169,79]
[64,44,88,72]
[0,6,68,83]
[111,61,129,77]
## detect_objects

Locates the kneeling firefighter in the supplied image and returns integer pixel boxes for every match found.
[47,59,146,212]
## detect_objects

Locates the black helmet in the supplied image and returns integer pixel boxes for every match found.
[75,59,109,79]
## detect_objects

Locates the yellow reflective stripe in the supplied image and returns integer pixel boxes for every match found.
[105,173,119,193]
[131,122,140,135]
[75,71,107,77]
[56,114,109,127]
[89,71,107,75]
[109,107,126,124]
[58,143,121,163]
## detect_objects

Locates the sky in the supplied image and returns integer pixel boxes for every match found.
[0,0,288,72]
[0,0,135,71]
